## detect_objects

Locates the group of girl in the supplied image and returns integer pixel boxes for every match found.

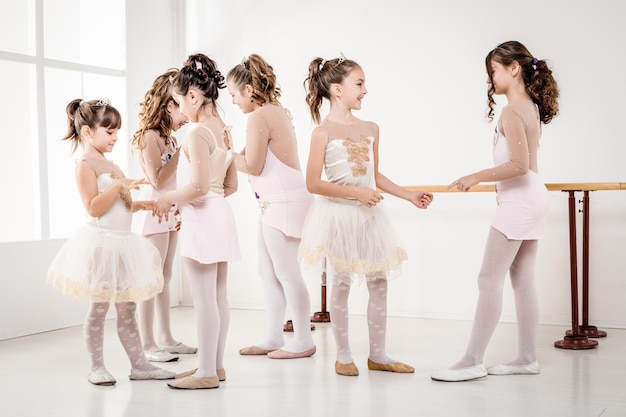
[47,40,559,389]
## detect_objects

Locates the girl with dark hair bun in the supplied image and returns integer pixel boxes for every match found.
[154,53,240,390]
[300,54,433,376]
[432,41,560,382]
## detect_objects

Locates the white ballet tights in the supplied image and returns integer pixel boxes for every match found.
[255,223,314,353]
[139,231,179,350]
[183,257,230,378]
[84,301,156,372]
[452,227,539,369]
[328,266,392,365]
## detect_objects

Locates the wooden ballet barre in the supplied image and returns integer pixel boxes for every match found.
[400,182,626,193]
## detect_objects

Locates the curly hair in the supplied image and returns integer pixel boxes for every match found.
[485,41,560,124]
[227,54,281,105]
[303,56,361,124]
[131,68,179,152]
[170,53,225,113]
[62,98,122,154]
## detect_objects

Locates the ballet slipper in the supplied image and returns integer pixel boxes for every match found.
[267,346,316,359]
[335,361,359,376]
[167,375,219,390]
[239,345,276,355]
[367,358,415,373]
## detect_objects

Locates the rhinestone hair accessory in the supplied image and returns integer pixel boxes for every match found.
[240,57,246,69]
[532,57,538,69]
[95,97,111,106]
[337,52,346,65]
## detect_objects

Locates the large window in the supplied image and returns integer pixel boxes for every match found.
[0,0,127,242]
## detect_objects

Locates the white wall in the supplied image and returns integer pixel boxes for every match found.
[183,0,626,328]
[2,0,625,341]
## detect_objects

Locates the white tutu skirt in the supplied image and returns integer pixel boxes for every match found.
[298,197,407,284]
[47,225,164,303]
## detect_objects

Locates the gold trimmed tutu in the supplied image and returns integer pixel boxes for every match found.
[47,224,163,303]
[298,196,407,284]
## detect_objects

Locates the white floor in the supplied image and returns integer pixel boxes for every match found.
[1,307,624,417]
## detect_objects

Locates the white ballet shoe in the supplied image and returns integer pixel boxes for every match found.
[487,361,540,375]
[88,369,116,386]
[129,367,176,380]
[431,364,487,382]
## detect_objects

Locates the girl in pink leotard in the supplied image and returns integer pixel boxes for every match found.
[432,40,560,382]
[226,54,315,359]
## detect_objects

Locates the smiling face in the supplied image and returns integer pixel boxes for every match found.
[167,100,188,131]
[337,67,367,110]
[84,124,119,154]
[226,81,256,114]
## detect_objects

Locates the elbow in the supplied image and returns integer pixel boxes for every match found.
[224,184,237,198]
[305,181,316,194]
[86,207,103,218]
[517,164,529,175]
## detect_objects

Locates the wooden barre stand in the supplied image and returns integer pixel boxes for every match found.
[307,182,625,350]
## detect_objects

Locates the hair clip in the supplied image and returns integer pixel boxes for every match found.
[95,97,111,106]
[532,57,538,69]
[240,57,247,69]
[337,52,346,65]
[195,60,202,70]
[319,59,327,69]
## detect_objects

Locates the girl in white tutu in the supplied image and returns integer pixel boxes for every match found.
[47,98,176,385]
[300,54,433,376]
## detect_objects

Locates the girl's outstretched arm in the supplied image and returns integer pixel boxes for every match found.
[371,125,433,209]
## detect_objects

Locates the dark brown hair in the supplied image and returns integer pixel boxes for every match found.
[486,41,560,124]
[170,53,225,113]
[62,98,122,153]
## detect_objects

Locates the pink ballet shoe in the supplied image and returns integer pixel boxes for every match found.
[167,375,219,390]
[239,345,276,355]
[267,346,316,359]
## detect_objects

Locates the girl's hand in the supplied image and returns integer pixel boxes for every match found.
[153,196,173,223]
[118,177,148,190]
[354,187,384,208]
[409,192,433,209]
[448,175,479,192]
